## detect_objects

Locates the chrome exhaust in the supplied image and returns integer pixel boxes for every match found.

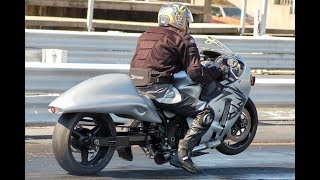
[154,152,171,165]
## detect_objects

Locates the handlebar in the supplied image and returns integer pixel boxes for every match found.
[200,54,244,81]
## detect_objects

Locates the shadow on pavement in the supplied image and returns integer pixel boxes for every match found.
[93,166,295,179]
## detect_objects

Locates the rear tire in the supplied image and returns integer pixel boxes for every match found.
[52,113,116,175]
[216,98,258,155]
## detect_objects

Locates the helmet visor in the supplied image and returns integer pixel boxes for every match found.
[186,8,194,23]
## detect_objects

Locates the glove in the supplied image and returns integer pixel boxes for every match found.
[218,64,229,80]
[206,66,226,81]
[214,56,230,80]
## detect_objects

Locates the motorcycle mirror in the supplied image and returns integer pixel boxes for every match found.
[250,75,255,86]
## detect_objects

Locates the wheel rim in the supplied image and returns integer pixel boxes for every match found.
[222,108,253,149]
[69,114,112,167]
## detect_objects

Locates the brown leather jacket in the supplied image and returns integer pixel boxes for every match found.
[130,26,220,85]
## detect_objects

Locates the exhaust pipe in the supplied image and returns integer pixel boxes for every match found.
[154,153,171,165]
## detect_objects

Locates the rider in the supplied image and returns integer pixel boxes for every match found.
[129,2,228,174]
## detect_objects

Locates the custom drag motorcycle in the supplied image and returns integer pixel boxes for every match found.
[49,37,258,175]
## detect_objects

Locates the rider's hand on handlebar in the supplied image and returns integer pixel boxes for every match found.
[202,54,231,81]
[215,56,230,80]
[218,64,229,80]
[206,65,228,81]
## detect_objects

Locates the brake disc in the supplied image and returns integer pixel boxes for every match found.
[226,108,251,142]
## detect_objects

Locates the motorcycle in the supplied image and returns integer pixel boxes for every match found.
[48,37,258,175]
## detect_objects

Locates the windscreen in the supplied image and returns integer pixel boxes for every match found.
[204,36,235,56]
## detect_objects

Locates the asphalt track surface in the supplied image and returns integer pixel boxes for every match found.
[25,139,295,179]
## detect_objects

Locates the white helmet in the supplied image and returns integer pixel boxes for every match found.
[158,2,194,33]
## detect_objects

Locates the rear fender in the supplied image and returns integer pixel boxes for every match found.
[49,74,162,123]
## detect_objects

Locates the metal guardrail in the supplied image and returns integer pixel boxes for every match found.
[25,29,295,69]
[25,62,295,106]
[25,63,129,93]
[25,29,295,53]
[25,63,295,96]
[26,49,295,69]
[25,30,295,123]
[25,71,295,123]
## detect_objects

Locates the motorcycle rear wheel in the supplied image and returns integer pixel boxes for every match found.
[216,97,258,155]
[52,113,116,175]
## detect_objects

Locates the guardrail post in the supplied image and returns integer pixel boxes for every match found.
[203,0,211,23]
[292,0,295,14]
[240,0,247,36]
[253,9,260,36]
[42,49,67,63]
[260,0,268,35]
[87,0,94,32]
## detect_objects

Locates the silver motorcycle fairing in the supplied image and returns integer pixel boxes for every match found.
[177,58,252,144]
[49,73,162,123]
[200,61,252,143]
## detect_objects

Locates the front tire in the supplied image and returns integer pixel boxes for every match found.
[216,98,258,155]
[52,113,116,175]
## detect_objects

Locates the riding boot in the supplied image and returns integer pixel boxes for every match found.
[169,151,182,168]
[177,110,214,174]
[169,150,197,168]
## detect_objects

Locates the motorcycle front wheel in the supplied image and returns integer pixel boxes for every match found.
[216,97,258,155]
[52,113,116,175]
